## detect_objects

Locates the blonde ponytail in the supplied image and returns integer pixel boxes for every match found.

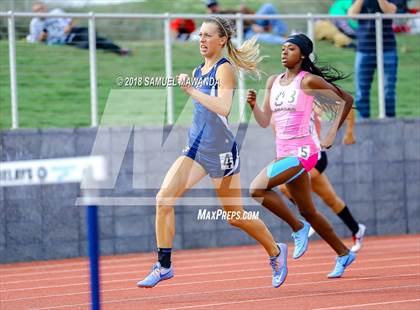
[205,17,265,79]
[226,36,264,79]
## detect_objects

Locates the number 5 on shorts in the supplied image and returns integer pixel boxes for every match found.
[298,146,310,160]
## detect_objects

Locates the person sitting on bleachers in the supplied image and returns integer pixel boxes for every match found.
[205,0,288,45]
[27,2,132,56]
[315,0,357,48]
[170,18,196,41]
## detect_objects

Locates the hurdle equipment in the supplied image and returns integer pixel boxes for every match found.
[0,156,107,310]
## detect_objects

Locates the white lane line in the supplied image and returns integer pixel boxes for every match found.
[5,262,420,301]
[0,245,420,284]
[1,252,419,293]
[162,285,420,310]
[4,266,418,304]
[1,253,419,292]
[30,284,420,310]
[313,298,420,310]
[1,237,418,275]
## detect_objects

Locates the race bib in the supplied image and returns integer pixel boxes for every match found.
[298,146,310,160]
[219,152,234,170]
[274,89,298,109]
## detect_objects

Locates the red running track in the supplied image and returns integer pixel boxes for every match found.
[0,234,419,310]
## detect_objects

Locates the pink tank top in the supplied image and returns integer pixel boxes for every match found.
[270,71,320,159]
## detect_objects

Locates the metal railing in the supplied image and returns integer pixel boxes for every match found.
[1,11,419,129]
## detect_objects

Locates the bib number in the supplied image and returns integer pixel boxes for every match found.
[219,152,234,170]
[298,146,310,160]
[275,89,298,108]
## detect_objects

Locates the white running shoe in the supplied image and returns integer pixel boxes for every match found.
[308,226,316,238]
[351,224,366,252]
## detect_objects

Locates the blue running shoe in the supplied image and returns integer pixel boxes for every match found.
[137,262,174,288]
[291,220,310,259]
[327,251,356,278]
[270,243,288,288]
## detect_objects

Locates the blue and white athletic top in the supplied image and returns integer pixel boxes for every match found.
[188,57,236,153]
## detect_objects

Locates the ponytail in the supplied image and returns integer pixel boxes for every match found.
[301,56,348,86]
[226,37,264,78]
[303,56,349,119]
[205,17,265,79]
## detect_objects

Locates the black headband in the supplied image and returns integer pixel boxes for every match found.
[284,35,313,57]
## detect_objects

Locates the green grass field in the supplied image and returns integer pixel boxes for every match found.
[0,0,419,129]
[0,34,419,129]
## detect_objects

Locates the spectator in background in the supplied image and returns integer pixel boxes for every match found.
[315,0,357,48]
[205,0,255,38]
[205,0,288,45]
[27,2,132,56]
[407,5,420,34]
[330,0,358,38]
[349,0,398,118]
[245,2,288,42]
[206,0,221,14]
[170,18,196,41]
[392,0,410,32]
[394,0,409,13]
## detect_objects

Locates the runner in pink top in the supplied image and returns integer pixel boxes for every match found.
[270,70,320,172]
[248,33,356,279]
